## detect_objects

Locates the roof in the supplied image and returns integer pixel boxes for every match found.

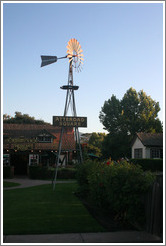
[3,124,75,151]
[135,132,163,147]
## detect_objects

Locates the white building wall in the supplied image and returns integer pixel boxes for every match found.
[132,137,146,158]
[146,147,151,158]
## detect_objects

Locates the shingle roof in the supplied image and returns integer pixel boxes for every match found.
[136,132,163,147]
[3,124,75,151]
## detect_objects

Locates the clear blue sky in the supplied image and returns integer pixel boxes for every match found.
[2,2,164,133]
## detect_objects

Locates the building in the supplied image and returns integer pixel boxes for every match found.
[131,132,163,159]
[3,124,76,175]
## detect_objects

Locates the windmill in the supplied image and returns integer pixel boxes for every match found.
[41,38,86,189]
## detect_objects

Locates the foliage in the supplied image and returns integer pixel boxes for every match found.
[3,166,14,179]
[3,111,50,125]
[130,159,163,172]
[99,88,162,135]
[76,160,95,196]
[4,183,105,235]
[28,166,77,180]
[82,133,106,158]
[101,133,131,160]
[99,87,162,159]
[76,160,155,225]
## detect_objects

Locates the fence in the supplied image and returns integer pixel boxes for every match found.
[145,173,163,237]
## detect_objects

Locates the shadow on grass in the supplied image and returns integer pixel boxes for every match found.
[3,183,105,235]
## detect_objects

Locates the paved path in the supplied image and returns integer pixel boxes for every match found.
[3,178,76,190]
[3,231,162,243]
[3,177,163,243]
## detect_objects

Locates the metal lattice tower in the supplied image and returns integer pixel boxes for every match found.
[41,38,84,190]
[53,61,83,189]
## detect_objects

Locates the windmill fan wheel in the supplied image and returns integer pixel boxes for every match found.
[66,38,84,72]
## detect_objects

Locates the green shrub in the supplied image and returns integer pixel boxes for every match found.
[3,166,14,179]
[76,160,96,197]
[57,168,76,179]
[28,166,51,179]
[130,159,163,172]
[77,160,155,225]
[28,166,76,180]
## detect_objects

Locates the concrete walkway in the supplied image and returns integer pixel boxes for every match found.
[3,177,76,190]
[3,177,163,244]
[3,231,162,243]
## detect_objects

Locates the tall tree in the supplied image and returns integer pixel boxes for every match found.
[99,87,162,159]
[99,95,123,135]
[100,87,162,135]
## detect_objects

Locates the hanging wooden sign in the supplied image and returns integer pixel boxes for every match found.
[53,116,87,127]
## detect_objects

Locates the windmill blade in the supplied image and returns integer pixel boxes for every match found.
[41,56,58,67]
[79,57,84,61]
[77,49,83,54]
[75,40,80,51]
[73,38,78,51]
[67,50,73,55]
[67,39,73,50]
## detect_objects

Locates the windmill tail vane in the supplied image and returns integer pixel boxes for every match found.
[41,55,68,67]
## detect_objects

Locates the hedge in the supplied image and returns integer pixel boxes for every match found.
[130,159,163,172]
[3,166,14,179]
[76,160,155,225]
[28,166,76,180]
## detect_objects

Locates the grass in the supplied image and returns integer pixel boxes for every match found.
[3,183,105,235]
[3,181,21,188]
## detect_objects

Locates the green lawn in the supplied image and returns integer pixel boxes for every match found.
[3,183,105,235]
[3,181,21,188]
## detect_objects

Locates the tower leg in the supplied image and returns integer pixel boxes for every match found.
[53,127,64,190]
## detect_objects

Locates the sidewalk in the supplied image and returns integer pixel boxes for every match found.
[3,231,162,243]
[3,177,76,190]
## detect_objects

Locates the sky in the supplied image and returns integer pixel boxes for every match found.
[2,1,164,133]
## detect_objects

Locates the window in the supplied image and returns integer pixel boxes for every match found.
[3,154,10,166]
[150,148,163,159]
[38,136,52,143]
[29,154,39,165]
[134,148,143,159]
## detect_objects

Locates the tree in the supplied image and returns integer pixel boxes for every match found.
[100,88,162,135]
[99,87,162,159]
[121,88,162,135]
[81,132,106,158]
[3,112,50,125]
[99,95,123,135]
[87,132,106,157]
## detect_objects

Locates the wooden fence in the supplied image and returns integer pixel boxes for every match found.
[144,173,163,237]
